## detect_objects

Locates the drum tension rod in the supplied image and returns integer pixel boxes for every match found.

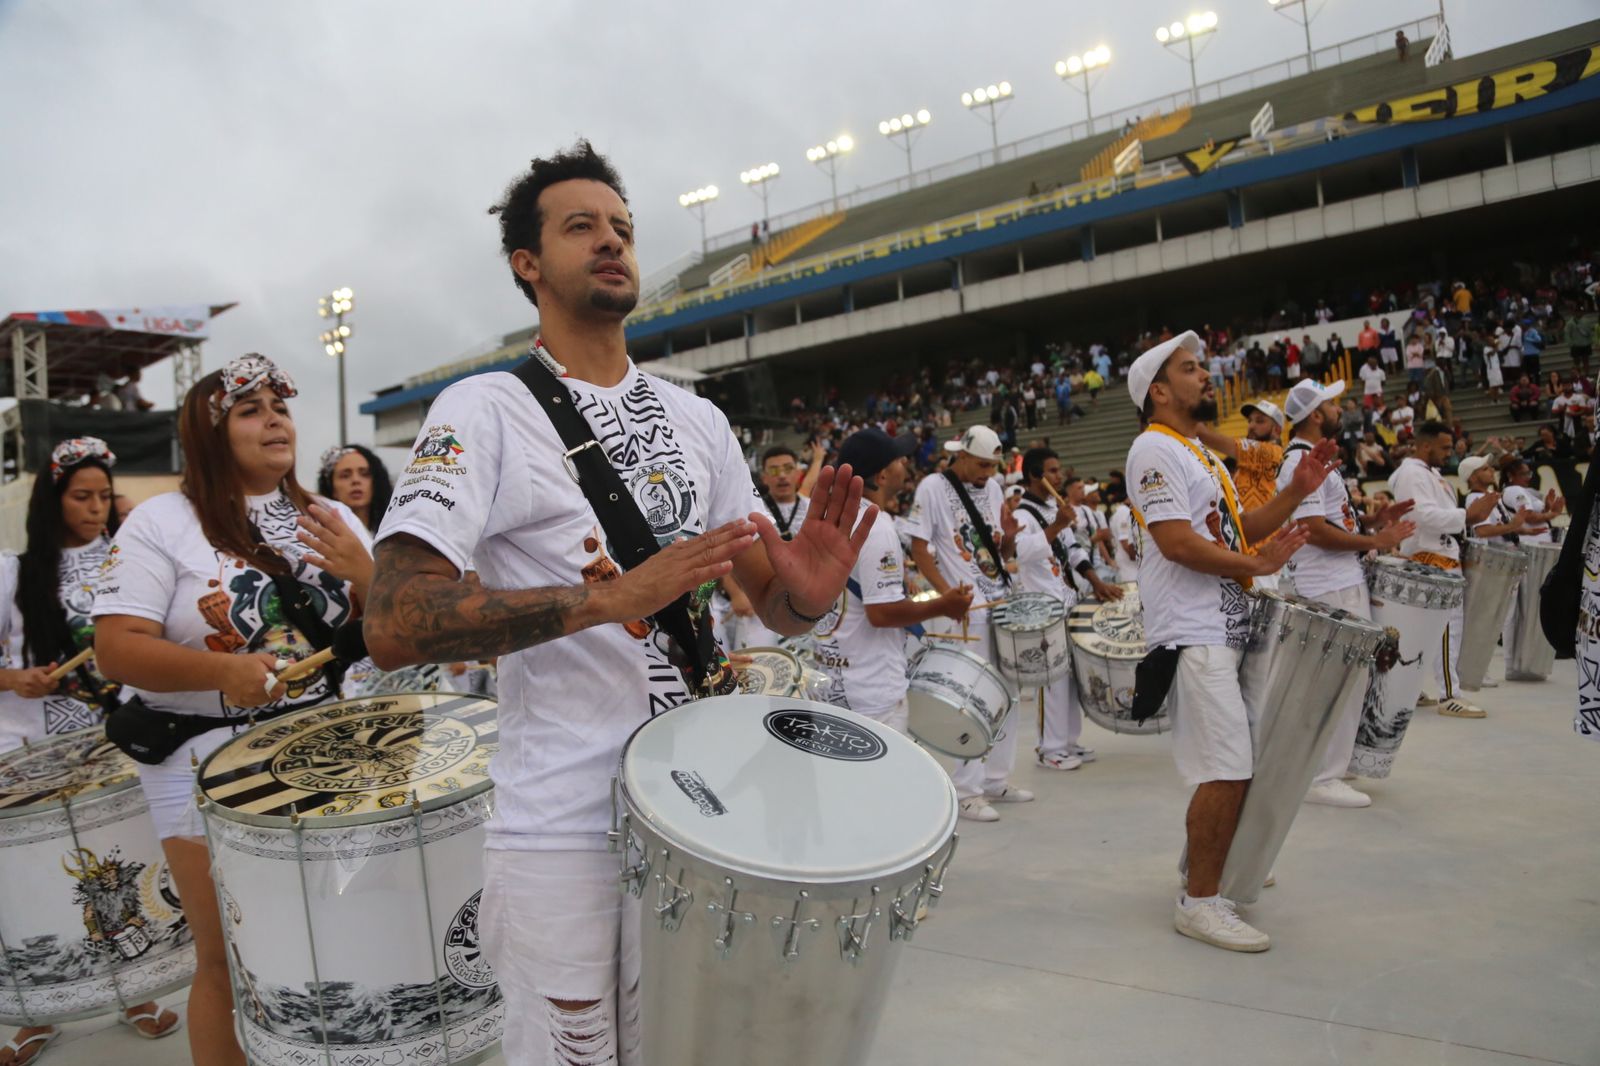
[706,878,756,958]
[772,890,820,961]
[837,886,881,966]
[653,849,692,931]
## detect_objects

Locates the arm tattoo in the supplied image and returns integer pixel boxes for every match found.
[366,535,591,665]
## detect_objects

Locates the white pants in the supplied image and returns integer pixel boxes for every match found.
[947,622,1020,800]
[480,849,642,1066]
[1431,600,1465,699]
[1036,670,1082,758]
[1500,586,1525,678]
[1285,581,1373,786]
[854,696,910,736]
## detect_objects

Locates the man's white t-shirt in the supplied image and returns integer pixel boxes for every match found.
[811,509,910,714]
[738,494,810,648]
[1277,441,1363,598]
[1109,502,1140,583]
[1502,484,1553,544]
[1390,405,1415,431]
[377,365,759,851]
[904,473,1009,628]
[1011,494,1081,608]
[1360,364,1386,396]
[93,491,368,718]
[1126,431,1251,649]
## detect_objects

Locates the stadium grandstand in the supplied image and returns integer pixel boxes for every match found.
[362,14,1600,499]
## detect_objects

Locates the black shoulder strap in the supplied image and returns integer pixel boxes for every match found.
[942,470,1012,587]
[511,356,725,694]
[249,523,343,686]
[1016,502,1068,566]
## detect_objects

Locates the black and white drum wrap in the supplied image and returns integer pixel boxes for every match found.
[1458,540,1531,691]
[612,695,958,1066]
[198,694,501,1066]
[734,647,804,698]
[0,729,194,1025]
[990,593,1069,689]
[1068,583,1170,735]
[1351,558,1466,778]
[905,645,1013,758]
[1505,543,1561,681]
[1222,592,1387,904]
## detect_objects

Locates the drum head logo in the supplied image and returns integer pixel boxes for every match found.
[443,890,495,990]
[269,712,477,792]
[763,708,887,762]
[628,464,694,541]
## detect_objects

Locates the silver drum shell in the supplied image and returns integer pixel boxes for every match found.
[1506,543,1561,681]
[1459,540,1531,691]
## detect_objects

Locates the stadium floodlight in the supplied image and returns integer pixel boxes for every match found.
[740,163,781,232]
[961,80,1013,162]
[805,134,855,211]
[1268,0,1318,71]
[1155,11,1218,98]
[1054,44,1111,129]
[678,184,719,250]
[316,287,355,444]
[878,108,932,180]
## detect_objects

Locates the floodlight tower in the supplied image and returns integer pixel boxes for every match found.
[1054,45,1112,129]
[877,109,932,180]
[1155,11,1220,98]
[805,135,855,211]
[960,81,1013,162]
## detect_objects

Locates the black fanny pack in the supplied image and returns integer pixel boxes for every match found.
[105,696,300,766]
[1132,645,1186,722]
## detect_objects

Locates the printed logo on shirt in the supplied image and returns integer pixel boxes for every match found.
[1139,469,1167,492]
[628,463,695,542]
[670,769,728,817]
[408,424,466,473]
[764,707,886,761]
[877,551,899,574]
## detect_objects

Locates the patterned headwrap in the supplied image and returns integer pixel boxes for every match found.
[50,437,116,482]
[319,445,360,479]
[209,354,298,426]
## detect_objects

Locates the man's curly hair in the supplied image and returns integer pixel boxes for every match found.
[488,140,628,307]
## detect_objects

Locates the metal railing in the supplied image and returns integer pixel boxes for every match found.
[685,15,1439,258]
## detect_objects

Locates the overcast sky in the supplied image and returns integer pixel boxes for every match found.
[1,0,1593,475]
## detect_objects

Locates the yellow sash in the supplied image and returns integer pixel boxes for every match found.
[1130,423,1253,588]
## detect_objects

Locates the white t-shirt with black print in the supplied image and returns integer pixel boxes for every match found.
[738,493,810,648]
[1501,484,1553,544]
[811,509,910,714]
[1110,502,1140,583]
[1011,494,1085,608]
[376,366,760,851]
[1126,431,1251,649]
[1278,442,1364,598]
[92,491,369,718]
[0,540,115,752]
[903,474,1008,627]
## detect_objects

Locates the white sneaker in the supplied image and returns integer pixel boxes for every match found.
[983,785,1035,803]
[1037,752,1083,771]
[1174,896,1271,952]
[1415,694,1439,707]
[1479,678,1499,688]
[1068,743,1098,763]
[1305,780,1372,808]
[1438,697,1486,719]
[959,798,1000,822]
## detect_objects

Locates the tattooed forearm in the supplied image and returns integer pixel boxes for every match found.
[365,534,597,668]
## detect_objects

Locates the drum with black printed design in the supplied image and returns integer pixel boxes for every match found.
[198,693,501,1066]
[0,729,194,1025]
[733,647,804,697]
[1068,583,1170,734]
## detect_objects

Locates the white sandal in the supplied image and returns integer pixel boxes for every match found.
[116,1007,182,1040]
[2,1027,59,1065]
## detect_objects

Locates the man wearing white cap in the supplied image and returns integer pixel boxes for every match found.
[1461,455,1541,685]
[1124,330,1336,952]
[1198,400,1286,514]
[1276,378,1417,808]
[1391,422,1502,718]
[907,425,1030,822]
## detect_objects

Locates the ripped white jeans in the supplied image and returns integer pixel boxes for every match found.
[480,849,642,1066]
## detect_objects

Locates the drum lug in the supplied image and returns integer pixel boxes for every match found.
[836,886,881,965]
[653,851,693,931]
[771,890,820,961]
[616,818,649,899]
[706,878,756,959]
[927,832,960,907]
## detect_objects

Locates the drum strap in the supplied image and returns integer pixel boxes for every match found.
[511,354,732,697]
[942,471,1011,587]
[1016,500,1093,578]
[845,576,924,636]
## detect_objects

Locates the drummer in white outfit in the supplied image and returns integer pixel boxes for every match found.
[726,445,816,649]
[1124,330,1332,953]
[1462,456,1545,677]
[812,428,973,732]
[1109,491,1142,583]
[1013,448,1124,770]
[1275,380,1417,810]
[1390,423,1502,718]
[362,145,871,1066]
[907,425,1032,822]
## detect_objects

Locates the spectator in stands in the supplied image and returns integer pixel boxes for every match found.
[1000,397,1019,449]
[1378,318,1400,374]
[1314,300,1333,324]
[1084,366,1104,409]
[1356,430,1390,478]
[1484,331,1505,400]
[750,222,759,246]
[1395,30,1410,61]
[1245,339,1266,393]
[1451,281,1472,318]
[1422,361,1452,424]
[1357,319,1380,365]
[1388,397,1416,442]
[1509,375,1542,422]
[1501,319,1523,380]
[115,368,155,412]
[1404,330,1426,386]
[1359,353,1386,410]
[1301,334,1322,379]
[1523,318,1545,382]
[1525,424,1573,467]
[1021,381,1038,430]
[1565,305,1595,374]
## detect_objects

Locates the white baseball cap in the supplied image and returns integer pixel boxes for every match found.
[1128,330,1204,411]
[1240,400,1286,429]
[1457,455,1491,483]
[943,424,1003,460]
[1284,378,1347,424]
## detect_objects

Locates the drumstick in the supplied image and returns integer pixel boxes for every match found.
[274,646,337,684]
[1044,480,1071,510]
[924,632,984,642]
[46,648,94,681]
[967,600,1007,613]
[263,623,369,692]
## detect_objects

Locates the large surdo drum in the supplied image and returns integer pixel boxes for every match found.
[0,729,194,1025]
[1068,583,1170,734]
[1506,542,1561,681]
[198,693,502,1066]
[1458,540,1531,691]
[613,695,958,1066]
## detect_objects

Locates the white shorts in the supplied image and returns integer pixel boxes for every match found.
[851,696,909,735]
[480,848,642,1066]
[1170,646,1253,787]
[136,723,240,840]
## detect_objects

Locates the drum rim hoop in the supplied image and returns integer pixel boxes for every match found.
[0,727,139,817]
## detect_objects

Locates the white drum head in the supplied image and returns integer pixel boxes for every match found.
[993,593,1066,632]
[0,729,138,814]
[620,695,956,885]
[733,647,801,696]
[198,693,497,826]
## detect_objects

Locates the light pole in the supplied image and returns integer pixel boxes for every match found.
[1054,45,1112,131]
[960,81,1013,163]
[739,162,780,236]
[805,134,854,212]
[677,185,719,251]
[877,109,932,181]
[1155,11,1220,100]
[1268,0,1318,70]
[317,287,354,445]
